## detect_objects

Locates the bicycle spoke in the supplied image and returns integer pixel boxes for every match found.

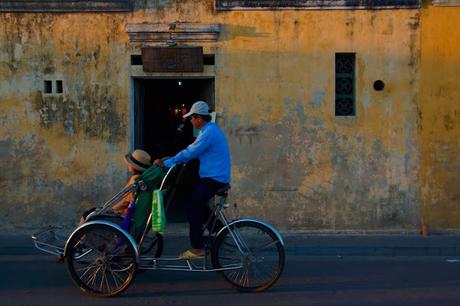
[88,265,102,290]
[252,262,273,283]
[232,269,243,285]
[241,269,248,285]
[252,239,279,252]
[109,268,122,289]
[217,255,240,262]
[104,269,112,293]
[77,262,99,280]
[112,272,129,287]
[75,261,98,273]
[99,268,106,292]
[252,265,265,286]
[239,268,248,286]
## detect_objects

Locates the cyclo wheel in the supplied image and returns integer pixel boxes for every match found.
[211,220,285,292]
[65,223,137,297]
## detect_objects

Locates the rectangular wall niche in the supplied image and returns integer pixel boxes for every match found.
[56,80,63,94]
[44,80,52,94]
[216,0,421,10]
[0,0,132,12]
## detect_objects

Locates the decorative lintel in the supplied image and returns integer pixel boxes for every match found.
[432,0,460,6]
[125,23,221,43]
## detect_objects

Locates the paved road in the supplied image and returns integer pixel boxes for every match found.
[2,253,460,306]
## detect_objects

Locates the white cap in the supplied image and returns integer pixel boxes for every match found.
[183,101,210,118]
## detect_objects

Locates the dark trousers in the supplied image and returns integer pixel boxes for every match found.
[187,178,226,249]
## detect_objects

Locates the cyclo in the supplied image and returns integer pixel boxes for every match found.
[32,162,285,297]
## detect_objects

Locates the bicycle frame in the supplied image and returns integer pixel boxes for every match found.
[137,188,285,273]
[136,176,244,272]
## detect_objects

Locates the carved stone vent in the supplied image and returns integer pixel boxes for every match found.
[335,53,356,117]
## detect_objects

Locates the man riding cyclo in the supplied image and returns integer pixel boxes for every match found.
[154,100,231,260]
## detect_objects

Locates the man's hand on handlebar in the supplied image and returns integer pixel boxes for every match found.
[153,159,164,167]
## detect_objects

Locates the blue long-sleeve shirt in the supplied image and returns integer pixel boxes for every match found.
[163,122,231,183]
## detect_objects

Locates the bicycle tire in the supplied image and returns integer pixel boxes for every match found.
[65,223,137,297]
[211,220,285,292]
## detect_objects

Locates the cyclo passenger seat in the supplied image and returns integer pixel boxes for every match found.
[216,184,231,197]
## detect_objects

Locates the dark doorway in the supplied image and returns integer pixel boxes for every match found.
[133,78,215,159]
[133,78,215,222]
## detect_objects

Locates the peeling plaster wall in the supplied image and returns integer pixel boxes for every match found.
[0,1,435,232]
[217,10,421,231]
[0,13,130,230]
[420,6,460,230]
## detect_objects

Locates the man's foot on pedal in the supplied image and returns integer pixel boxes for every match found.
[179,249,205,260]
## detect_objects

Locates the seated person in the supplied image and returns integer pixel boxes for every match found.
[56,149,152,264]
[80,149,152,224]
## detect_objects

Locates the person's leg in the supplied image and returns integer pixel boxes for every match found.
[203,199,224,233]
[186,179,225,251]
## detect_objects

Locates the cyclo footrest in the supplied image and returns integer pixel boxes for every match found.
[32,225,67,256]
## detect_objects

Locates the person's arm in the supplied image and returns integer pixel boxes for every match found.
[162,127,213,167]
[112,197,130,215]
[112,175,138,215]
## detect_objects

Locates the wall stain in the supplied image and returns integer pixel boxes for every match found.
[234,126,258,145]
[41,52,55,74]
[408,14,420,69]
[32,86,126,143]
[444,114,454,131]
[346,15,356,37]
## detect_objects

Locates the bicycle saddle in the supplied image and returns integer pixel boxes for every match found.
[216,184,231,196]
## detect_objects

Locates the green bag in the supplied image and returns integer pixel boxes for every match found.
[151,189,166,234]
[133,165,167,238]
[133,191,153,238]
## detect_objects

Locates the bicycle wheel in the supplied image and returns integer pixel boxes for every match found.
[211,220,285,292]
[65,223,137,297]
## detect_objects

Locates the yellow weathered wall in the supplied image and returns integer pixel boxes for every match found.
[217,9,421,230]
[0,13,131,229]
[0,1,446,232]
[420,6,460,229]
